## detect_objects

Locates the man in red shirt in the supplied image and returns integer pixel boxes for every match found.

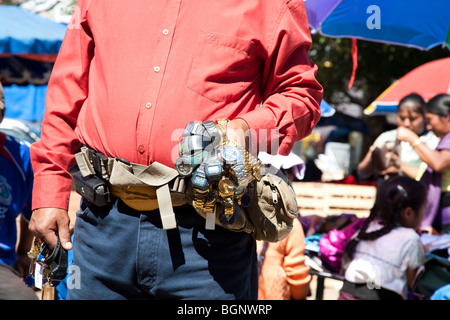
[29,0,322,299]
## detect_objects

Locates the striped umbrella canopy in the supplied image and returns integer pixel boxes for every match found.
[364,57,450,115]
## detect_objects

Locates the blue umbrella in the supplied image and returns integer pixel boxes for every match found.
[304,0,450,50]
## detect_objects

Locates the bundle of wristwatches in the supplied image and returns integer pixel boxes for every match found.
[25,237,68,289]
[175,119,263,225]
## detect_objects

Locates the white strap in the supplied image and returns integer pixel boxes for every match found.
[205,209,216,230]
[156,184,177,230]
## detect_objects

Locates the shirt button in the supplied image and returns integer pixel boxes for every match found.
[138,145,145,154]
[145,102,152,109]
[162,29,169,36]
[154,66,161,73]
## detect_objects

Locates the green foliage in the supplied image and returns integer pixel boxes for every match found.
[309,34,450,108]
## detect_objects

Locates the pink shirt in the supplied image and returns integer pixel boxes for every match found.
[31,0,322,210]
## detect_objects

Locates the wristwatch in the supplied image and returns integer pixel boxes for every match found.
[218,176,235,217]
[191,165,211,211]
[175,155,194,177]
[216,118,229,146]
[180,135,210,155]
[221,145,243,166]
[203,148,223,182]
[204,189,218,214]
[205,161,223,182]
[202,121,221,149]
[218,176,235,198]
[230,163,248,187]
[224,140,263,182]
[182,121,204,137]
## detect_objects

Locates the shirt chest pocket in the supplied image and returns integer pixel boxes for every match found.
[187,31,261,103]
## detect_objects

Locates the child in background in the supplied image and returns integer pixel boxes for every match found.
[339,176,427,300]
[256,152,310,300]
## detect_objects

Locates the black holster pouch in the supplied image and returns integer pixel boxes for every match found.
[38,237,68,282]
[71,168,111,207]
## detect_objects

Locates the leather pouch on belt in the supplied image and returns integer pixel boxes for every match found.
[108,184,160,211]
[244,169,299,242]
[108,159,185,229]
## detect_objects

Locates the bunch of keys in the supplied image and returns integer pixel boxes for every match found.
[25,236,68,289]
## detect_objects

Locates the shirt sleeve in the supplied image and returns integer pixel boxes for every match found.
[238,0,323,156]
[404,234,425,271]
[30,0,94,210]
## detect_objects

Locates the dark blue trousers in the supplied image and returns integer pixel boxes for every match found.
[67,199,257,300]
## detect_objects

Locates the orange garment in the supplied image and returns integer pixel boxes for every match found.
[256,219,311,300]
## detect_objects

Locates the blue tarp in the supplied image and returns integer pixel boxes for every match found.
[0,5,66,55]
[0,5,67,122]
[3,84,47,122]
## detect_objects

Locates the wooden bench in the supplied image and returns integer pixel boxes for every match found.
[292,181,376,218]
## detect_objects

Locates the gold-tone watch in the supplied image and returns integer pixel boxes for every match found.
[193,188,210,211]
[218,176,235,216]
[216,118,229,147]
[224,139,263,182]
[203,189,218,214]
[191,167,211,211]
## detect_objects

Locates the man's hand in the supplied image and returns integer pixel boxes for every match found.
[29,208,72,251]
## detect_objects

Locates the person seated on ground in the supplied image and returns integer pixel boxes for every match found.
[358,93,439,182]
[339,176,427,300]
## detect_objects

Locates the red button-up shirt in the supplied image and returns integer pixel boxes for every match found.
[30,0,322,210]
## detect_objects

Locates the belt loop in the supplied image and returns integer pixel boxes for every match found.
[156,184,177,230]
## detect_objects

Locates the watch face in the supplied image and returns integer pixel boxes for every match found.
[192,171,208,190]
[218,177,235,196]
[221,146,241,165]
[205,162,222,176]
[175,156,193,176]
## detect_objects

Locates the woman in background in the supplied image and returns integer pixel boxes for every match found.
[397,94,450,234]
[358,93,439,181]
